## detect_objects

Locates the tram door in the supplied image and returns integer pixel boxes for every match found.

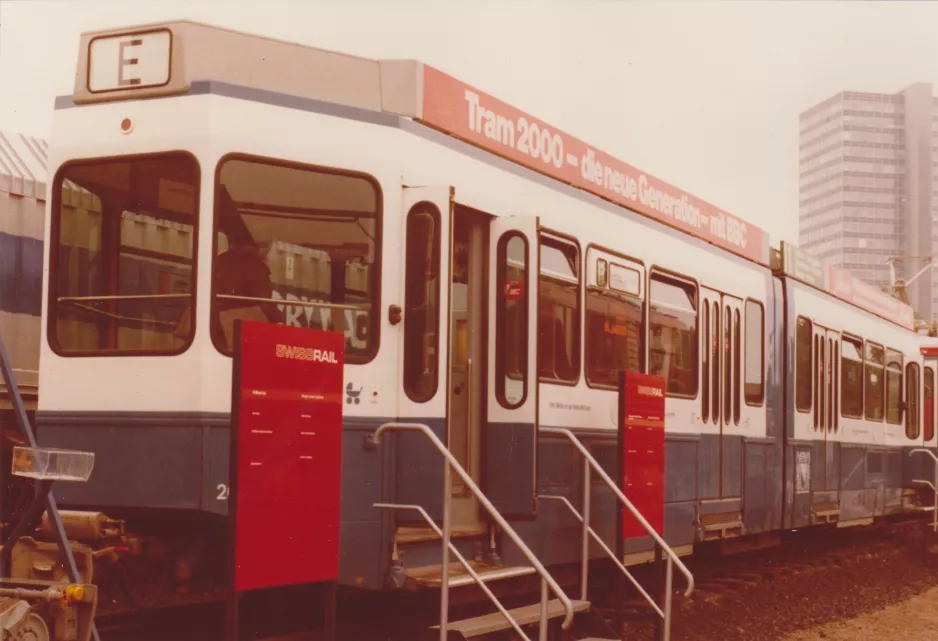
[448,208,539,528]
[813,325,840,490]
[448,206,487,532]
[701,287,742,498]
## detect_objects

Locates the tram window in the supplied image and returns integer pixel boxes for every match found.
[648,273,698,397]
[702,302,710,422]
[795,317,812,412]
[585,288,642,388]
[733,308,741,424]
[49,153,199,355]
[403,204,441,403]
[925,368,935,441]
[539,237,580,384]
[885,348,903,425]
[906,362,920,439]
[744,300,764,406]
[724,306,732,417]
[841,335,863,419]
[865,342,885,421]
[712,301,720,422]
[496,232,528,408]
[210,157,380,362]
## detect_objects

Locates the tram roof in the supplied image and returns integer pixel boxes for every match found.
[68,19,769,265]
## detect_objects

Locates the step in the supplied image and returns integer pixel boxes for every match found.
[406,560,536,589]
[396,525,487,545]
[432,599,592,637]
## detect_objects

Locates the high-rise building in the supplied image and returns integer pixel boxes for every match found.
[799,84,938,321]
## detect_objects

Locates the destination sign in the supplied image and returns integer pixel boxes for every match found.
[781,241,826,289]
[420,65,768,265]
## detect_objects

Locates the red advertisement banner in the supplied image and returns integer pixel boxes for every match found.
[231,320,345,592]
[620,371,666,540]
[828,266,915,330]
[421,65,767,265]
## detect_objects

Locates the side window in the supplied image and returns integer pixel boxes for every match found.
[865,342,885,421]
[724,306,731,418]
[841,335,863,418]
[702,302,710,422]
[744,300,765,406]
[925,367,935,442]
[585,287,642,388]
[496,233,529,408]
[211,156,380,360]
[539,236,580,384]
[795,316,813,412]
[886,348,903,425]
[403,204,441,402]
[711,301,720,422]
[733,308,741,424]
[648,273,698,397]
[906,362,920,439]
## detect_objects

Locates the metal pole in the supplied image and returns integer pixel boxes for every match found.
[663,556,674,641]
[440,460,452,641]
[580,461,590,601]
[653,544,662,641]
[539,577,548,641]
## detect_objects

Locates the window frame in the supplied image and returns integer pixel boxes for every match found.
[537,230,582,387]
[47,150,202,358]
[647,267,699,400]
[795,315,813,413]
[925,366,935,442]
[402,202,442,403]
[864,340,886,422]
[583,244,646,391]
[209,152,383,363]
[885,346,904,426]
[743,298,765,407]
[906,361,921,439]
[840,333,864,420]
[495,230,530,409]
[702,302,710,422]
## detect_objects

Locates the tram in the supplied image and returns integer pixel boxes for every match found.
[4,18,933,636]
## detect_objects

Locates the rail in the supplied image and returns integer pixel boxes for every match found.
[540,427,694,641]
[369,422,574,640]
[909,448,938,532]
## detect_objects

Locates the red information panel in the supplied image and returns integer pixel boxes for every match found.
[231,320,344,592]
[620,371,666,540]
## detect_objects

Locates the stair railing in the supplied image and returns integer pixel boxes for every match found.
[369,422,574,641]
[910,448,938,532]
[540,427,695,641]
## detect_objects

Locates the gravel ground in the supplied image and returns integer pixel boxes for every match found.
[654,540,938,640]
[781,584,938,641]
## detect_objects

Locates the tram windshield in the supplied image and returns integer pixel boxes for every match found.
[49,152,199,354]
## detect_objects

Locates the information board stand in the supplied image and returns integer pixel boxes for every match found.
[616,370,666,641]
[227,319,344,641]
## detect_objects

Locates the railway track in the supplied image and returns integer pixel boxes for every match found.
[91,516,936,640]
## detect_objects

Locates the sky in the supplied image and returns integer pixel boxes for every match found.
[2,0,938,247]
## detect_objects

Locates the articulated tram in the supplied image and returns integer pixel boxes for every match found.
[5,18,935,628]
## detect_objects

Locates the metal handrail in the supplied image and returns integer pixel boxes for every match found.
[374,503,532,641]
[538,495,663,618]
[541,427,694,597]
[909,448,938,532]
[370,422,575,638]
[217,294,365,311]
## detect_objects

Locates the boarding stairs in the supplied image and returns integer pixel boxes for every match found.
[369,423,694,641]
